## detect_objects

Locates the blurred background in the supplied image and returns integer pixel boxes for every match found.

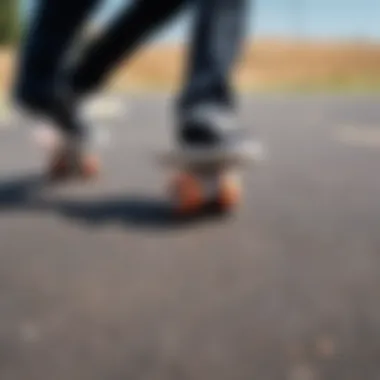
[1,0,380,95]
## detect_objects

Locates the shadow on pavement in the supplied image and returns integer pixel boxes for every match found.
[56,198,177,229]
[0,174,44,209]
[0,173,215,230]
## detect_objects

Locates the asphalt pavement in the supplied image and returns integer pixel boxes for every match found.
[0,94,379,380]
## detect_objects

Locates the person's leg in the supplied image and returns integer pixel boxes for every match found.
[67,0,187,96]
[14,0,101,138]
[14,0,187,178]
[177,0,249,146]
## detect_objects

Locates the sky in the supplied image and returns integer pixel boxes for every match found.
[22,0,380,42]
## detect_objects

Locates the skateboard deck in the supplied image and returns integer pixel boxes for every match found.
[157,140,265,170]
[156,140,265,216]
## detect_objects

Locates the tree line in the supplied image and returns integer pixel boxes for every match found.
[0,0,20,45]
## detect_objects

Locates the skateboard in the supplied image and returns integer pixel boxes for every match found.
[157,140,264,216]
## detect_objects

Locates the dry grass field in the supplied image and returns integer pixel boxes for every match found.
[1,39,380,94]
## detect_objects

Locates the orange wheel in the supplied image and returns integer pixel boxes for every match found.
[48,152,70,180]
[171,172,205,215]
[215,173,242,212]
[48,151,100,181]
[80,155,100,179]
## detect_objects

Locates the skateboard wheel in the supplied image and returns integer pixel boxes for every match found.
[171,173,205,215]
[171,172,241,216]
[48,152,100,181]
[80,155,100,179]
[215,174,242,212]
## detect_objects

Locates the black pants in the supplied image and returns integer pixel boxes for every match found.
[15,0,248,137]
